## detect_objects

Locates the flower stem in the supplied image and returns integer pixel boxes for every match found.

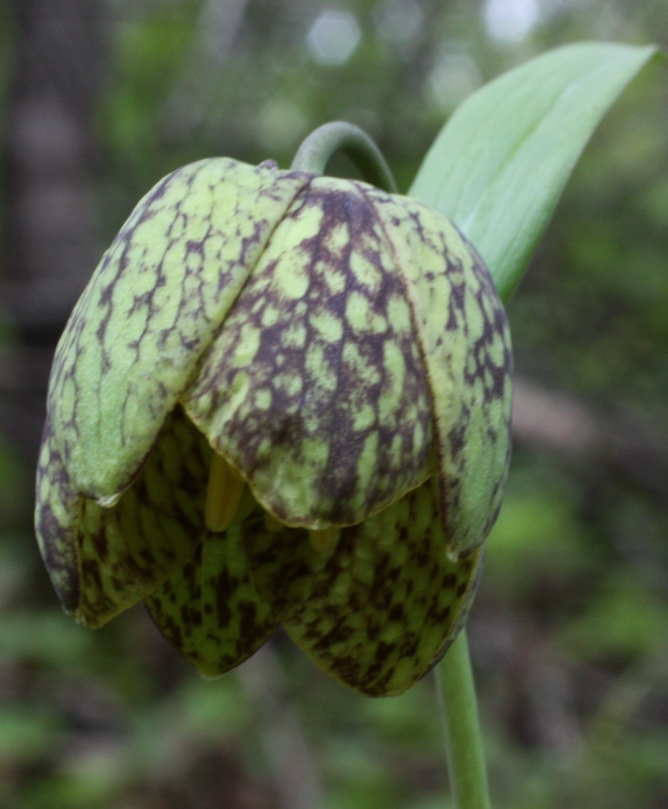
[436,631,491,809]
[291,121,397,193]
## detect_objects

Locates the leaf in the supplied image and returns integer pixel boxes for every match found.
[409,42,658,302]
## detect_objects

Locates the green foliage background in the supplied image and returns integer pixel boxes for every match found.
[0,1,667,807]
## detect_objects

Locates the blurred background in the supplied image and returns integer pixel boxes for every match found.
[1,1,667,807]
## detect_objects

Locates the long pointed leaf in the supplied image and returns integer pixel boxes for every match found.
[410,42,658,301]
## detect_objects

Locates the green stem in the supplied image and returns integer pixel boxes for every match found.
[436,631,491,809]
[290,121,397,193]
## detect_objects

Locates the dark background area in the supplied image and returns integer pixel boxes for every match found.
[1,1,667,807]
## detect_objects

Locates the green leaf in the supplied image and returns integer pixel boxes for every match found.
[409,42,658,302]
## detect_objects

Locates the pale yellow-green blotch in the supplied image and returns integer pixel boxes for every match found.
[35,155,511,696]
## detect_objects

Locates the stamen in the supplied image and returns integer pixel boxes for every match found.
[309,526,338,553]
[205,452,245,532]
[264,512,284,532]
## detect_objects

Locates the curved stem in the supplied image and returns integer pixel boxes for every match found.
[436,631,492,809]
[290,121,397,193]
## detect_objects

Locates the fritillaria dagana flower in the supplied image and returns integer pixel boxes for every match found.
[35,157,512,696]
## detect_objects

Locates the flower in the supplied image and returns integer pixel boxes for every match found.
[35,157,512,697]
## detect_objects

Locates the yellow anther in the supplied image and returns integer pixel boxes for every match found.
[309,526,338,553]
[205,453,245,532]
[264,512,284,532]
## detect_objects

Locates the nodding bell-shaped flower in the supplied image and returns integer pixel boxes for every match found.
[35,155,512,697]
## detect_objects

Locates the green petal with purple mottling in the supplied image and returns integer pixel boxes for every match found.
[35,406,212,627]
[370,190,512,559]
[183,177,434,529]
[280,476,483,697]
[143,474,482,697]
[183,177,511,542]
[35,157,311,626]
[145,521,280,676]
[46,158,310,504]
